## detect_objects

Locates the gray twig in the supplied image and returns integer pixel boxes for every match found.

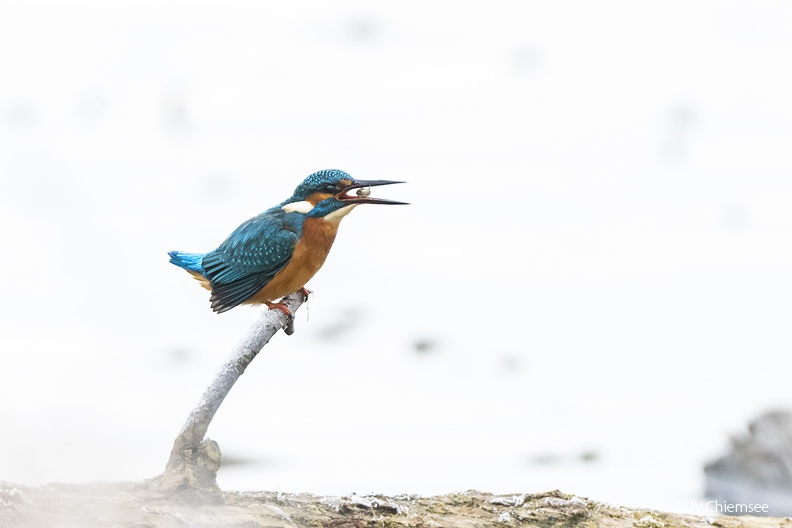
[156,290,308,499]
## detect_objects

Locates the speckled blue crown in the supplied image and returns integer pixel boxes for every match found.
[292,169,351,199]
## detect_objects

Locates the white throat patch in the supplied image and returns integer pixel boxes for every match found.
[323,204,358,225]
[281,200,315,214]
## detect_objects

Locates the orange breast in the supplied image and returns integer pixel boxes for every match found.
[247,217,339,304]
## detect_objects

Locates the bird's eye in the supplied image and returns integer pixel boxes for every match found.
[323,183,337,193]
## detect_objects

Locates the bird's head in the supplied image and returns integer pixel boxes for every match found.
[282,169,407,222]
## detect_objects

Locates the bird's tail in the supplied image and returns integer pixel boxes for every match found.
[168,250,206,274]
[169,250,212,290]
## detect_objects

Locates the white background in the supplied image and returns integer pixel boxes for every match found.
[1,0,791,513]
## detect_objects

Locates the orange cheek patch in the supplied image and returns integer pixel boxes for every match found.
[307,192,333,205]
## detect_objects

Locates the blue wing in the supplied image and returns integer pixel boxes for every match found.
[172,206,303,313]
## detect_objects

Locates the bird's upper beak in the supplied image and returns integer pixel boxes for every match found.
[336,179,408,205]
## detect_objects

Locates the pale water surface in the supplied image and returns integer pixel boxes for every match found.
[1,0,791,514]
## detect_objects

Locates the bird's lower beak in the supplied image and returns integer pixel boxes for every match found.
[336,179,408,205]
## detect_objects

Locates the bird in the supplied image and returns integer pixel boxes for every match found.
[169,169,406,314]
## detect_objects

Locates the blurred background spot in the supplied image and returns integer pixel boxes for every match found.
[661,103,697,164]
[412,337,437,355]
[199,172,236,204]
[720,202,748,232]
[75,92,108,124]
[501,354,520,373]
[345,16,379,42]
[161,94,191,132]
[163,346,194,367]
[511,47,542,75]
[5,99,37,127]
[316,307,364,342]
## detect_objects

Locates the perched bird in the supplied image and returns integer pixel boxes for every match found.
[169,169,406,314]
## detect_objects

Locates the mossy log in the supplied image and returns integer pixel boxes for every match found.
[1,483,787,528]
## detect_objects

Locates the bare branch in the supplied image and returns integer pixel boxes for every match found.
[156,290,308,498]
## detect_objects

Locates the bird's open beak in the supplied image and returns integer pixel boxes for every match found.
[336,179,408,205]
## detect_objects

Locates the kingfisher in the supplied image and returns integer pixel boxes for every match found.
[169,169,406,314]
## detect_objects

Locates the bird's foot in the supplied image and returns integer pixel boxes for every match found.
[264,300,292,317]
[267,290,311,335]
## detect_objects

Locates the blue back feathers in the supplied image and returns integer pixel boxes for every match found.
[169,206,307,313]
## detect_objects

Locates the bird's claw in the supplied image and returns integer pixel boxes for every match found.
[266,289,312,335]
[265,301,292,318]
[265,301,297,335]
